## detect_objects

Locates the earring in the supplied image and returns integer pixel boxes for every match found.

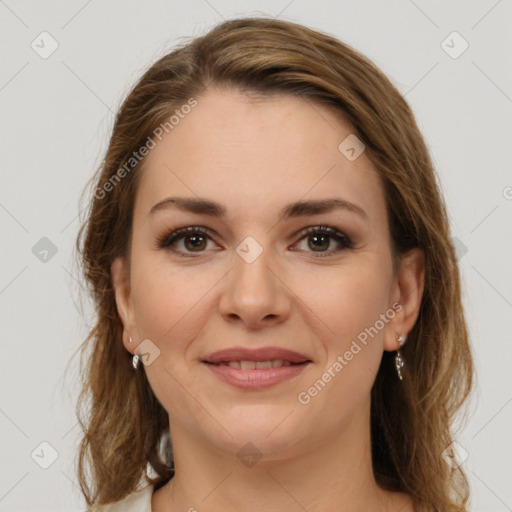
[129,337,140,369]
[395,334,406,381]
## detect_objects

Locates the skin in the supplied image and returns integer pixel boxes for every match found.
[111,86,424,512]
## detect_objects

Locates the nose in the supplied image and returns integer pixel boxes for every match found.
[218,242,291,330]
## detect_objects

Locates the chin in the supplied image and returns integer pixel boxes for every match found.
[208,406,307,456]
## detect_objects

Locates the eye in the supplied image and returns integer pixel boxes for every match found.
[156,226,218,257]
[292,225,354,257]
[156,224,354,258]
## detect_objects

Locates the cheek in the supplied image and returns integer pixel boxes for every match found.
[306,258,391,341]
[293,267,391,426]
[130,256,211,343]
[129,254,228,405]
[308,258,392,386]
[129,258,215,421]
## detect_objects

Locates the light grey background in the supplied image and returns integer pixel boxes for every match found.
[1,1,511,511]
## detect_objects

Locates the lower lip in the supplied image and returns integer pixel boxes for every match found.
[203,362,311,390]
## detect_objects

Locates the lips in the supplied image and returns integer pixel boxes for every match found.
[202,346,311,365]
[203,346,312,390]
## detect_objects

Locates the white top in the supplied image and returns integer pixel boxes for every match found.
[88,484,154,511]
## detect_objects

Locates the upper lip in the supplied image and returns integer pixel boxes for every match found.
[203,346,311,364]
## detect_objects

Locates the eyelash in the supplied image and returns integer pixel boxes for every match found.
[156,225,354,258]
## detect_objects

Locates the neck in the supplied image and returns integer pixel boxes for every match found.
[152,399,411,512]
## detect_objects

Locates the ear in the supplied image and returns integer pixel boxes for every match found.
[383,248,425,352]
[111,256,137,355]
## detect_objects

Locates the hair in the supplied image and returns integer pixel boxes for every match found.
[74,16,474,511]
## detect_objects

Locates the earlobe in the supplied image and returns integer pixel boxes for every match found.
[384,248,425,352]
[111,257,135,353]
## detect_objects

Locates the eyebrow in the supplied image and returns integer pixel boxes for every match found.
[149,196,367,220]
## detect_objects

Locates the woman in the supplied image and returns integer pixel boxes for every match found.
[75,16,474,512]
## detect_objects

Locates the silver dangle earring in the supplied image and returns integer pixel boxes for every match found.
[129,337,140,369]
[395,333,406,381]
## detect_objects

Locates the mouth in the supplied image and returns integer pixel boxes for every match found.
[203,359,306,369]
[201,346,312,389]
[202,346,311,365]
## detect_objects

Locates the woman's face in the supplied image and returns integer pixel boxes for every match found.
[112,86,423,459]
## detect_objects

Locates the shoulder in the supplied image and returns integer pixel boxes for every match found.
[86,484,154,512]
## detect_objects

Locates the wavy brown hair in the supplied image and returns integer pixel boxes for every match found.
[73,16,474,511]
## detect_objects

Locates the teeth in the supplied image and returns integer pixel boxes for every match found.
[217,359,294,369]
[255,360,272,370]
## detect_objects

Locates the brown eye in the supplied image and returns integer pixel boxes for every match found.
[293,226,353,257]
[182,233,208,251]
[157,224,353,259]
[158,226,216,256]
[307,233,331,251]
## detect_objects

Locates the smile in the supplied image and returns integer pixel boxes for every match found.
[212,359,294,369]
[203,360,311,389]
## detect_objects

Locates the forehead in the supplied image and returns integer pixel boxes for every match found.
[134,87,387,225]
